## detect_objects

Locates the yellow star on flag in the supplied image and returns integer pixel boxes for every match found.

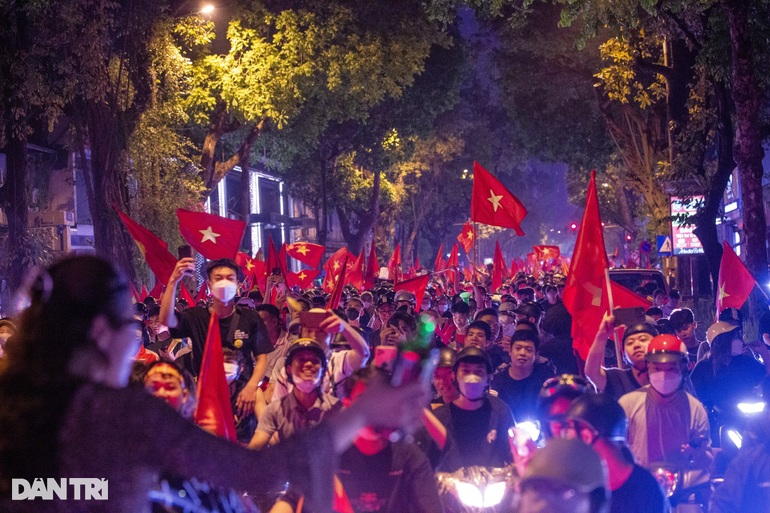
[718,282,730,303]
[245,260,255,272]
[298,271,307,281]
[295,244,310,256]
[333,261,342,271]
[487,190,503,212]
[466,230,474,240]
[199,226,221,244]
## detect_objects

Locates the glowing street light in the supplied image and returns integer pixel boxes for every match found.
[200,4,215,15]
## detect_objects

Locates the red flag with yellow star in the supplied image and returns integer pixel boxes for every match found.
[323,248,351,293]
[345,251,365,291]
[387,244,402,282]
[364,243,379,290]
[491,240,507,291]
[287,269,320,289]
[326,254,349,310]
[534,245,561,262]
[433,243,445,272]
[286,242,325,268]
[457,222,476,255]
[177,208,246,260]
[562,170,610,360]
[717,241,756,316]
[470,162,527,236]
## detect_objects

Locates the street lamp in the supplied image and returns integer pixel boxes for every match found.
[200,3,215,14]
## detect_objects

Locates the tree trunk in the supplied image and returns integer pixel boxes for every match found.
[727,0,768,286]
[0,118,30,292]
[319,157,328,246]
[84,102,136,280]
[336,168,381,254]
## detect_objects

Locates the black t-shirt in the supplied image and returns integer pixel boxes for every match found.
[610,464,669,513]
[337,442,442,513]
[169,306,271,377]
[539,335,579,375]
[433,396,514,472]
[490,363,556,422]
[604,367,642,402]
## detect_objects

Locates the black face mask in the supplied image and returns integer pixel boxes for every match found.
[346,308,361,320]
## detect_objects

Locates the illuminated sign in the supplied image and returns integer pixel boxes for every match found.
[670,196,704,256]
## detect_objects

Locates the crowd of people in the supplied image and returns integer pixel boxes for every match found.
[2,253,770,513]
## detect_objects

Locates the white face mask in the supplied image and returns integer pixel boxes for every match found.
[223,362,240,384]
[649,370,682,396]
[210,280,237,302]
[292,372,321,394]
[459,374,487,400]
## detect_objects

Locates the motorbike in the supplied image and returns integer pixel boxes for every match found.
[436,466,519,513]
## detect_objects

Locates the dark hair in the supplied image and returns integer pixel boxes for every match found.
[451,301,470,315]
[652,289,666,297]
[669,290,680,300]
[387,312,417,333]
[669,308,695,330]
[467,320,492,340]
[516,319,538,332]
[205,258,240,281]
[147,304,161,318]
[511,329,540,352]
[475,308,498,320]
[255,303,281,322]
[2,256,130,385]
[646,307,663,317]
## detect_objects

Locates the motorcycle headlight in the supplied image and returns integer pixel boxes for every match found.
[456,482,484,508]
[482,482,506,507]
[737,402,765,415]
[727,429,743,449]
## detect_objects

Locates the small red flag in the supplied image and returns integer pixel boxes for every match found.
[129,282,142,304]
[562,170,610,360]
[470,162,528,236]
[177,208,246,260]
[394,274,430,313]
[264,237,285,279]
[492,241,506,292]
[140,284,149,301]
[446,243,459,268]
[194,312,238,441]
[434,243,445,272]
[323,248,351,293]
[179,284,195,306]
[457,222,476,255]
[148,282,164,300]
[117,209,178,285]
[326,254,349,310]
[364,243,379,290]
[235,251,257,277]
[534,245,561,262]
[286,269,321,289]
[387,244,402,282]
[286,242,325,268]
[195,283,208,303]
[346,252,365,291]
[717,241,756,315]
[510,258,519,277]
[414,255,420,271]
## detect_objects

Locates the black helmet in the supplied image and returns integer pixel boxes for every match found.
[622,322,658,342]
[452,346,493,374]
[437,346,456,368]
[566,394,628,443]
[285,338,328,372]
[538,374,590,406]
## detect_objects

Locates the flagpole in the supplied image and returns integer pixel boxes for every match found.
[605,268,624,369]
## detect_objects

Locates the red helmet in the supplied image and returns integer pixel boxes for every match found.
[645,334,688,364]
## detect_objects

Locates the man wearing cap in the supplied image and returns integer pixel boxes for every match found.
[518,438,610,513]
[512,301,543,330]
[565,394,668,513]
[619,334,712,505]
[586,314,657,401]
[248,338,341,450]
[433,346,514,472]
[491,330,556,422]
[430,347,458,408]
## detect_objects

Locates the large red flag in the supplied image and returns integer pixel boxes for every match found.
[194,312,238,441]
[457,222,476,255]
[491,241,507,292]
[177,209,246,260]
[534,245,561,262]
[611,281,651,309]
[326,254,349,310]
[286,242,325,268]
[394,274,430,313]
[434,243,444,272]
[286,269,321,289]
[148,282,164,300]
[387,244,402,282]
[364,243,379,290]
[346,252,365,291]
[471,162,528,236]
[117,209,178,284]
[562,170,611,361]
[717,241,756,315]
